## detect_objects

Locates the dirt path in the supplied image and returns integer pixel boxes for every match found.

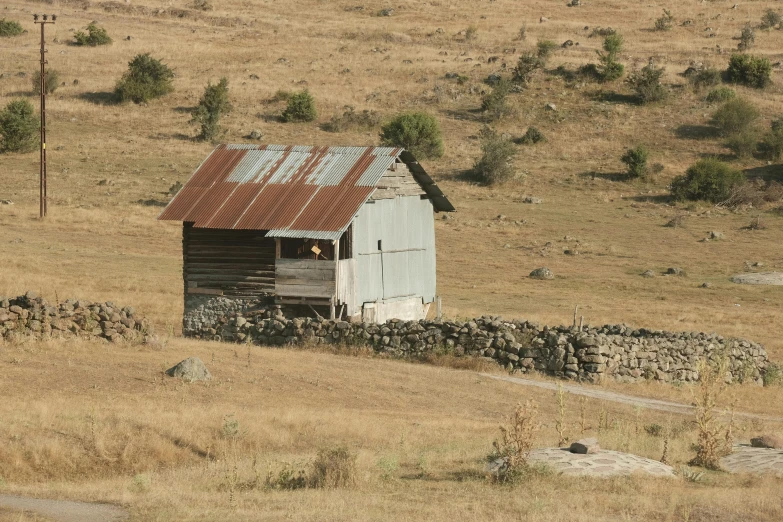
[482,373,783,423]
[0,495,127,522]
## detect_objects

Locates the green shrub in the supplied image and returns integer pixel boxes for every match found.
[282,89,317,122]
[31,69,60,95]
[760,118,783,161]
[726,54,772,89]
[472,127,517,184]
[596,33,624,82]
[0,18,24,37]
[706,87,736,103]
[191,77,231,141]
[74,23,112,46]
[763,362,783,387]
[379,112,444,159]
[518,126,546,144]
[737,26,755,51]
[0,99,39,153]
[512,52,544,84]
[536,40,558,62]
[628,64,667,104]
[621,145,649,179]
[654,9,674,31]
[688,67,722,89]
[711,98,759,136]
[671,158,745,203]
[465,24,478,41]
[481,77,512,120]
[115,53,175,103]
[725,129,759,158]
[761,9,781,29]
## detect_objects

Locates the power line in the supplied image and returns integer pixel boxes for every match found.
[33,13,56,219]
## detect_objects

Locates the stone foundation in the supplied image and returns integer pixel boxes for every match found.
[186,306,771,385]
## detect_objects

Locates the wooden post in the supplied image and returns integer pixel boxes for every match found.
[330,298,335,320]
[579,316,584,331]
[573,305,579,328]
[436,296,442,321]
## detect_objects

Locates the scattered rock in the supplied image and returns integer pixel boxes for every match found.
[700,282,712,288]
[97,179,114,186]
[666,267,686,277]
[731,272,783,286]
[564,249,580,256]
[124,35,132,40]
[485,73,502,86]
[249,74,260,80]
[750,435,783,449]
[522,196,542,204]
[562,39,575,47]
[248,129,263,140]
[540,16,549,23]
[0,200,13,205]
[165,357,212,382]
[441,214,453,220]
[530,267,554,280]
[570,438,600,454]
[168,181,183,196]
[545,102,557,111]
[708,231,724,240]
[641,270,656,278]
[378,7,394,16]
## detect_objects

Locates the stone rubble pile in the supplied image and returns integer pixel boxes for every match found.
[0,291,153,343]
[185,300,770,385]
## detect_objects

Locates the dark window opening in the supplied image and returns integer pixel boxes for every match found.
[378,240,382,251]
[338,225,353,260]
[280,238,334,260]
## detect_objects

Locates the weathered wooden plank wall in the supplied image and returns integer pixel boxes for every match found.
[183,224,275,296]
[275,258,336,299]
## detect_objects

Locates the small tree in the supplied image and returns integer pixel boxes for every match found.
[690,358,733,470]
[115,53,175,103]
[536,40,558,62]
[512,52,544,84]
[481,77,511,121]
[654,9,674,31]
[621,145,649,179]
[761,9,781,29]
[760,118,783,161]
[518,126,546,144]
[726,54,772,89]
[73,23,112,46]
[32,69,60,95]
[737,25,755,51]
[488,400,541,484]
[711,98,759,136]
[0,99,40,153]
[688,67,722,89]
[0,18,24,37]
[282,90,317,122]
[191,77,232,141]
[596,33,624,82]
[472,127,517,184]
[628,64,667,103]
[379,112,444,159]
[671,158,745,203]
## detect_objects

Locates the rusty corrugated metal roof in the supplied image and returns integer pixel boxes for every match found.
[158,144,454,239]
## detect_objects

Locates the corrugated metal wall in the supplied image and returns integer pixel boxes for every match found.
[353,196,436,307]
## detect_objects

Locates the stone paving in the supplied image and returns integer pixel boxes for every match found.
[720,445,783,476]
[527,448,676,478]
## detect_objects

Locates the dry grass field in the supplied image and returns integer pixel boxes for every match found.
[1,0,783,519]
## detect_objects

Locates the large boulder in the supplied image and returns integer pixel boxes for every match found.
[165,357,212,382]
[750,435,783,449]
[569,438,600,454]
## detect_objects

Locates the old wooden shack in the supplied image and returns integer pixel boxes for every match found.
[158,144,454,322]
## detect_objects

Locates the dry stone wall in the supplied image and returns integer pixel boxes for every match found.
[0,292,153,344]
[186,303,770,385]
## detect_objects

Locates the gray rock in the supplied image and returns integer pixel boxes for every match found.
[570,437,600,454]
[666,267,686,277]
[641,270,656,278]
[530,267,554,280]
[545,102,557,111]
[522,196,542,204]
[165,357,212,382]
[249,129,263,140]
[708,231,724,240]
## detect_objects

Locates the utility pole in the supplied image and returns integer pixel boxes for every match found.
[33,13,56,219]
